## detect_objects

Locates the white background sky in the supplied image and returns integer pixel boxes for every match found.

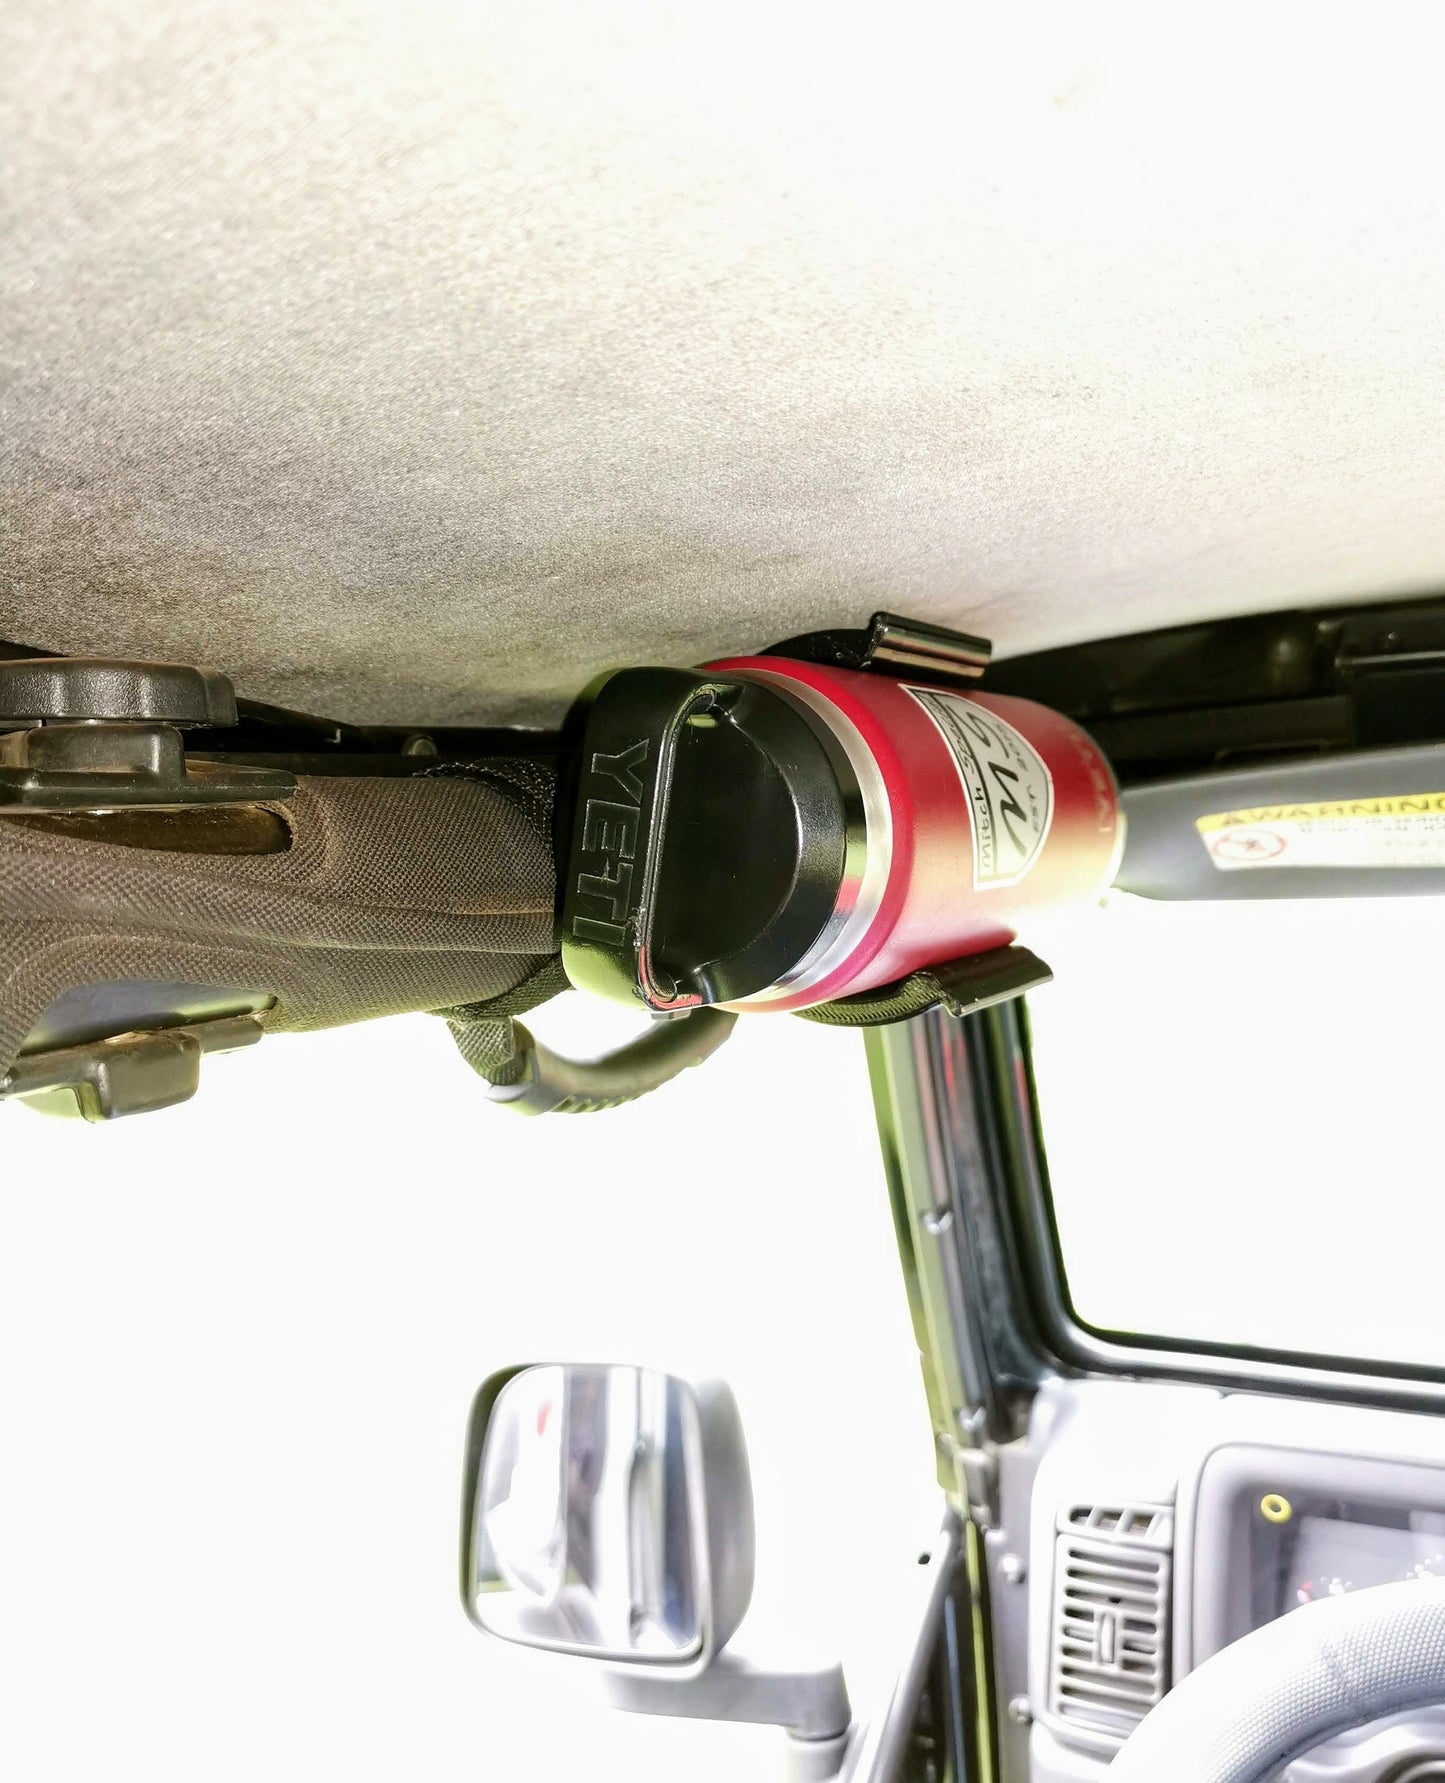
[1029,892,1445,1370]
[0,999,940,1782]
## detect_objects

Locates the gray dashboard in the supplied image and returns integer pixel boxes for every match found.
[984,1379,1445,1783]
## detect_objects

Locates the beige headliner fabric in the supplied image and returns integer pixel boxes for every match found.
[4,5,1445,726]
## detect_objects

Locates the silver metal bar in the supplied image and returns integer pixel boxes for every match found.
[604,1645,852,1741]
[866,616,993,683]
[841,1509,963,1783]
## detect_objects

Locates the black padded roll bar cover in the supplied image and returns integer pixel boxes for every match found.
[0,768,559,1076]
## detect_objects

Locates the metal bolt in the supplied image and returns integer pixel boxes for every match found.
[1007,1696,1032,1726]
[1000,1553,1027,1586]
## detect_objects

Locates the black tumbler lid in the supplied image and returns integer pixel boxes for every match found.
[560,668,855,1009]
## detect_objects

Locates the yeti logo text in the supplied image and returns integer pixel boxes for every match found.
[571,739,649,945]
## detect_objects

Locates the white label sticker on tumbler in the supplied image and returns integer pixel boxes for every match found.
[907,688,1054,889]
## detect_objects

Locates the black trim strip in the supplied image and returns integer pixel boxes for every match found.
[960,999,1445,1414]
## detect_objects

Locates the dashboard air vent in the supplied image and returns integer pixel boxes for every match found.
[1049,1503,1172,1745]
[1064,1502,1172,1545]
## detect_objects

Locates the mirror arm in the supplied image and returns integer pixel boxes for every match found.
[602,1645,851,1742]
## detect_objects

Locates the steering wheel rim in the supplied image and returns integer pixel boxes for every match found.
[1110,1578,1445,1783]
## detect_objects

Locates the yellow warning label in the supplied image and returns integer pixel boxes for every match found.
[1198,794,1445,830]
[1197,793,1445,871]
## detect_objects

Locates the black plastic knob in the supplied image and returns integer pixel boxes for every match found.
[0,655,290,813]
[0,658,238,728]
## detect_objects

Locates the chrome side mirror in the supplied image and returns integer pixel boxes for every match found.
[462,1363,962,1780]
[461,1365,755,1676]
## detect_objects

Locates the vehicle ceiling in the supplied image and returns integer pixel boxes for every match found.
[4,5,1445,728]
